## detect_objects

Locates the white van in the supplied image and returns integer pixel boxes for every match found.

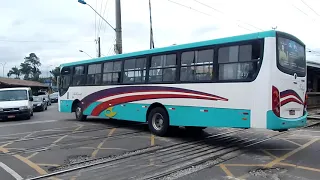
[0,87,33,120]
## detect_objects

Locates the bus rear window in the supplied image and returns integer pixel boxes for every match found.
[277,37,306,76]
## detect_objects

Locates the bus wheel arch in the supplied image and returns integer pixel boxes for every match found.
[72,99,87,121]
[71,99,80,112]
[146,103,170,137]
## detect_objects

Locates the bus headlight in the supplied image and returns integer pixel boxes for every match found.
[0,108,3,112]
[19,106,28,110]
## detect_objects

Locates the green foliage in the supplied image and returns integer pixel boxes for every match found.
[7,66,21,78]
[50,66,60,85]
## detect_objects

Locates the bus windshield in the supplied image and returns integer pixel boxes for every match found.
[277,37,306,76]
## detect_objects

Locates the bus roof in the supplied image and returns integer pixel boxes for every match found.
[61,30,277,68]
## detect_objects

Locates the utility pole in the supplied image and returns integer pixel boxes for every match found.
[78,0,122,55]
[149,0,155,49]
[115,0,122,54]
[97,37,101,57]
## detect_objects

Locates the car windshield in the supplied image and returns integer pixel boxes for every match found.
[0,90,28,101]
[50,93,58,98]
[33,96,43,102]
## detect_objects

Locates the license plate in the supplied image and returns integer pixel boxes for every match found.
[8,115,15,118]
[289,110,295,115]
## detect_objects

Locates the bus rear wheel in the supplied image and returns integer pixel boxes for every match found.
[148,107,169,137]
[75,103,87,121]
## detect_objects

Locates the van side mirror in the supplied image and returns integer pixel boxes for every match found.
[43,98,46,102]
[29,97,33,101]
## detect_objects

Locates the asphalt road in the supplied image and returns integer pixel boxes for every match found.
[0,104,319,180]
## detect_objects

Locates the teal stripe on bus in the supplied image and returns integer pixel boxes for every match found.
[266,110,307,130]
[166,106,250,128]
[67,101,251,128]
[60,30,276,68]
[59,100,73,113]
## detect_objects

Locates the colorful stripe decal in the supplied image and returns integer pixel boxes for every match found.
[280,89,303,103]
[90,93,224,116]
[279,89,303,106]
[80,86,228,109]
[79,86,228,116]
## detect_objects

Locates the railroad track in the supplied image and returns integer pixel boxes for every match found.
[25,120,320,180]
[0,122,150,157]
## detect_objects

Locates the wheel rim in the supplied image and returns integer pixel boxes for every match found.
[152,113,164,131]
[76,106,82,118]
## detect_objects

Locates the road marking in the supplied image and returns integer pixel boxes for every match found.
[219,164,234,177]
[265,138,319,168]
[91,128,116,158]
[0,162,23,180]
[223,164,265,167]
[151,134,155,146]
[14,154,47,175]
[278,138,302,146]
[37,163,60,167]
[0,120,59,128]
[261,150,278,159]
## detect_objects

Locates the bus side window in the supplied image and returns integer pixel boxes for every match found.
[72,65,85,86]
[218,40,261,81]
[180,49,214,82]
[122,58,146,84]
[87,63,102,85]
[103,61,122,84]
[149,54,176,82]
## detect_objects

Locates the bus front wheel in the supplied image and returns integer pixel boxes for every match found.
[75,103,87,121]
[148,107,169,137]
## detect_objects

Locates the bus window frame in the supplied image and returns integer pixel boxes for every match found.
[276,31,306,77]
[215,38,264,83]
[61,38,264,88]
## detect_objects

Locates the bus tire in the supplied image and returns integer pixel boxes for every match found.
[148,107,169,137]
[75,103,87,121]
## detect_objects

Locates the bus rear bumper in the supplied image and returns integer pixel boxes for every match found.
[266,110,307,130]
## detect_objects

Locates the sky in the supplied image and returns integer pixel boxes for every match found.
[0,0,319,77]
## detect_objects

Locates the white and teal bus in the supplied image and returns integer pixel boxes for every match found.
[58,30,307,136]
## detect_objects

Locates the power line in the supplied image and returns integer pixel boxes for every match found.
[292,4,310,17]
[98,0,110,36]
[167,0,212,17]
[193,0,264,31]
[97,0,105,36]
[167,0,254,32]
[300,0,320,17]
[0,39,93,43]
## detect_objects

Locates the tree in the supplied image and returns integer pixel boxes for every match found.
[20,62,32,80]
[24,53,41,81]
[50,66,60,86]
[7,66,21,79]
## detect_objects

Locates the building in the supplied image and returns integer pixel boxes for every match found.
[0,77,49,93]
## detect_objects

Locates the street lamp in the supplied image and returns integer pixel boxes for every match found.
[78,0,122,54]
[79,50,93,58]
[0,62,6,77]
[78,0,115,31]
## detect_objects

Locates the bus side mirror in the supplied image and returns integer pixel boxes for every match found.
[29,97,33,101]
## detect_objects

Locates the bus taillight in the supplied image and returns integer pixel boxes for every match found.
[304,94,308,110]
[272,86,280,117]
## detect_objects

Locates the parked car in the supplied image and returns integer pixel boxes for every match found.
[49,92,58,103]
[0,87,33,120]
[37,91,51,106]
[32,96,47,111]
